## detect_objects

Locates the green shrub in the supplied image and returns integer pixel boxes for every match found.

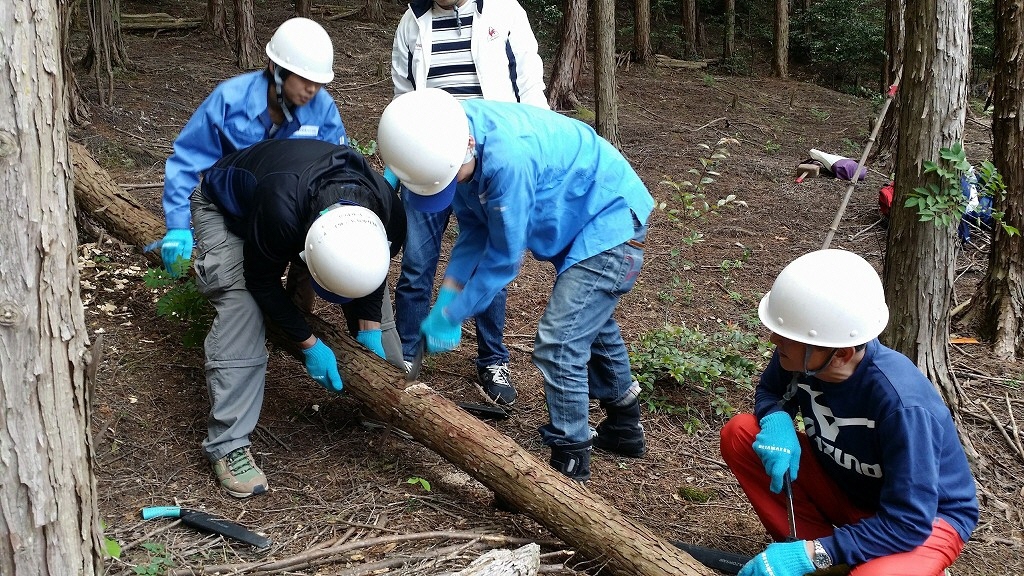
[791,0,885,93]
[630,322,771,418]
[143,268,214,348]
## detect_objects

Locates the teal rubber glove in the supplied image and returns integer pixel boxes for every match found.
[302,339,343,392]
[161,228,193,278]
[383,165,400,189]
[356,329,386,359]
[738,541,814,576]
[754,411,801,493]
[420,285,462,353]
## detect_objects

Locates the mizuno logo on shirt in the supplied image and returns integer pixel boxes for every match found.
[294,125,320,137]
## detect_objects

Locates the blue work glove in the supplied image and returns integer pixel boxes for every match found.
[161,228,193,278]
[356,329,386,359]
[382,165,400,189]
[420,285,462,353]
[738,541,814,576]
[302,339,343,392]
[753,411,801,493]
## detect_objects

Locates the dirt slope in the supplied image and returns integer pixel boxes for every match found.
[74,1,1023,574]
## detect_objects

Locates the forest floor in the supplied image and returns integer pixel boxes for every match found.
[70,0,1023,574]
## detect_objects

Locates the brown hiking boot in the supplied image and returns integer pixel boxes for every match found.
[212,447,267,498]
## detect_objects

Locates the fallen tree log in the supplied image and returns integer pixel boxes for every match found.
[121,13,203,32]
[451,543,540,575]
[71,142,163,266]
[655,54,710,70]
[69,143,712,576]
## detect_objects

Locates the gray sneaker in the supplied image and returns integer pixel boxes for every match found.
[212,447,267,498]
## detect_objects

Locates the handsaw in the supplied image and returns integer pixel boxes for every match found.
[406,339,426,382]
[141,506,272,550]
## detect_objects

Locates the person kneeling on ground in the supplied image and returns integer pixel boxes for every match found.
[377,88,654,482]
[191,138,406,498]
[721,249,978,576]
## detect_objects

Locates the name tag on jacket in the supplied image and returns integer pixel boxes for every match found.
[294,125,320,138]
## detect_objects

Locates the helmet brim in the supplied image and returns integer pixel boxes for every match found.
[403,179,456,213]
[311,277,352,304]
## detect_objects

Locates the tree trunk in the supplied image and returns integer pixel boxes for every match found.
[60,0,90,123]
[547,0,588,111]
[722,0,735,61]
[633,0,654,64]
[232,0,261,69]
[68,145,715,576]
[772,0,788,78]
[84,0,129,106]
[874,0,905,165]
[1,2,104,574]
[206,0,230,45]
[358,0,386,23]
[978,0,1024,360]
[881,0,970,410]
[295,0,312,18]
[680,0,697,60]
[594,0,619,146]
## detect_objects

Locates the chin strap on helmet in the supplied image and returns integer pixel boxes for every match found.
[801,346,838,377]
[272,65,294,124]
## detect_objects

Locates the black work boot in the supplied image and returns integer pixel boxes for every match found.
[593,399,646,458]
[549,440,593,481]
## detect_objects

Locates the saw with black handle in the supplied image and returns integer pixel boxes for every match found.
[141,506,272,550]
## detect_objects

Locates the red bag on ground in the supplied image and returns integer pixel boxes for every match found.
[878,181,895,216]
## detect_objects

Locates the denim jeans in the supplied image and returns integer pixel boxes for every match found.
[394,189,509,366]
[535,216,647,447]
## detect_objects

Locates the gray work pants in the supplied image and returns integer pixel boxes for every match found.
[192,190,268,462]
[191,191,405,462]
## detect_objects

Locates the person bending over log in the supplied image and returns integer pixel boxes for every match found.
[377,88,653,483]
[190,138,405,498]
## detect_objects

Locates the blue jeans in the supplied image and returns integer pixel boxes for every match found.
[535,216,646,447]
[394,191,509,366]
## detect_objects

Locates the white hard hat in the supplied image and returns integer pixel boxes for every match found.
[758,249,889,348]
[265,18,335,84]
[303,205,389,299]
[377,88,469,212]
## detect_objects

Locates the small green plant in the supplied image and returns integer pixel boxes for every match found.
[406,476,431,491]
[349,137,377,156]
[658,137,745,223]
[905,143,1018,236]
[840,137,860,156]
[143,268,215,348]
[718,245,752,292]
[702,73,716,87]
[809,108,830,122]
[763,140,781,154]
[630,322,771,418]
[134,542,173,575]
[677,484,714,503]
[102,520,121,559]
[680,413,702,434]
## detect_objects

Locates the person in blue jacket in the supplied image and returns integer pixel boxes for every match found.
[161,17,345,271]
[157,17,404,366]
[193,138,406,497]
[388,0,549,406]
[377,88,655,482]
[720,249,978,576]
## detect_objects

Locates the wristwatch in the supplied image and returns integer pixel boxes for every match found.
[811,539,833,569]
